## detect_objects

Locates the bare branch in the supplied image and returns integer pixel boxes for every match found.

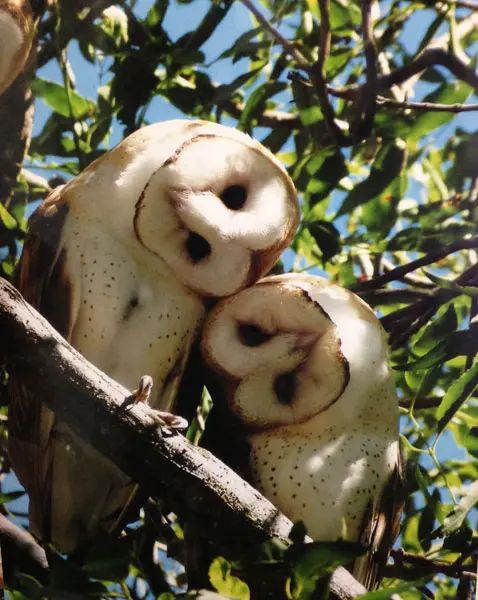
[329,48,478,103]
[309,0,351,145]
[222,99,300,128]
[399,397,443,410]
[380,48,478,94]
[438,0,478,11]
[351,0,378,140]
[38,0,117,67]
[385,549,478,581]
[352,236,478,292]
[0,278,366,600]
[376,96,478,112]
[239,0,309,68]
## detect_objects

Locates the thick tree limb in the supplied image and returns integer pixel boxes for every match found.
[0,278,366,600]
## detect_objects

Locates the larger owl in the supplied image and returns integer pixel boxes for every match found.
[200,273,403,588]
[8,120,299,553]
[0,0,34,95]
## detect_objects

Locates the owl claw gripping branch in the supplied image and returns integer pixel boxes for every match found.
[121,375,189,433]
[8,119,299,553]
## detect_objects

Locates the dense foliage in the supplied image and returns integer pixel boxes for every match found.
[1,1,478,598]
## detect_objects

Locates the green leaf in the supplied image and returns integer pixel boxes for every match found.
[0,204,17,230]
[424,271,478,299]
[307,221,341,262]
[31,78,94,118]
[287,540,364,599]
[414,304,458,356]
[441,481,478,535]
[361,172,407,235]
[395,339,449,371]
[209,557,250,600]
[305,149,347,203]
[337,139,406,216]
[358,583,423,599]
[83,534,131,581]
[408,81,472,141]
[239,81,287,130]
[214,67,264,103]
[329,0,361,29]
[0,490,25,504]
[436,362,478,431]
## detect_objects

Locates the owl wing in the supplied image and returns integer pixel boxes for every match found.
[353,449,405,590]
[8,185,77,539]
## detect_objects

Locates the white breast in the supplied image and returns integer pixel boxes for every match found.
[249,422,398,541]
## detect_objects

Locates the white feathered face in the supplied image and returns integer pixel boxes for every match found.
[133,133,298,297]
[201,276,351,429]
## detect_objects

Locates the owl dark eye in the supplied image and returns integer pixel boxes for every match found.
[186,231,211,262]
[220,185,247,210]
[274,371,297,405]
[237,322,273,347]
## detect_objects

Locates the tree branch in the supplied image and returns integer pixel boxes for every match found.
[376,96,478,112]
[384,549,478,581]
[351,236,478,291]
[351,0,377,141]
[239,0,309,68]
[311,0,351,145]
[0,278,366,600]
[37,0,117,67]
[0,514,49,586]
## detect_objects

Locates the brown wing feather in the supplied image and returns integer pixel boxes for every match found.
[8,185,72,541]
[353,448,405,590]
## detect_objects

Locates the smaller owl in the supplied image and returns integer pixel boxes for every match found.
[0,0,34,95]
[200,273,403,588]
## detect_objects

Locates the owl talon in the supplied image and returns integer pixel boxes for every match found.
[151,411,189,432]
[120,376,188,432]
[120,375,154,411]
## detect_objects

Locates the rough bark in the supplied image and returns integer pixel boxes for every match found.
[0,277,366,599]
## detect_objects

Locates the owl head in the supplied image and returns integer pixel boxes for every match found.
[132,123,299,297]
[201,273,396,429]
[0,0,34,95]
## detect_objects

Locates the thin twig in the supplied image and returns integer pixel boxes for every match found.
[351,0,378,141]
[377,96,478,112]
[239,0,309,68]
[329,48,478,101]
[309,0,350,145]
[385,549,478,581]
[222,99,300,128]
[380,48,478,93]
[352,236,478,291]
[38,0,116,66]
[439,0,478,9]
[399,397,442,409]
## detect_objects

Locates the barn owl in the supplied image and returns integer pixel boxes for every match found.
[200,273,403,588]
[8,119,299,553]
[0,0,34,95]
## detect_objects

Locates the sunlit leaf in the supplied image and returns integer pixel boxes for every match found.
[441,481,478,534]
[31,78,94,118]
[436,362,478,431]
[209,557,250,600]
